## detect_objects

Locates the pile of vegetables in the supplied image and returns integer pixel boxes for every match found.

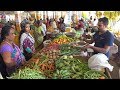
[41,43,59,51]
[32,44,60,78]
[10,34,108,79]
[59,44,81,55]
[37,43,60,72]
[52,35,73,45]
[52,55,108,79]
[84,70,108,79]
[53,55,90,79]
[20,58,40,69]
[37,43,60,63]
[38,55,56,71]
[10,67,46,79]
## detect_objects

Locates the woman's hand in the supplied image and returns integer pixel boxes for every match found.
[32,48,36,54]
[21,59,27,65]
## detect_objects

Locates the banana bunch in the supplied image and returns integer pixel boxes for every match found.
[96,11,102,18]
[103,11,110,18]
[82,11,89,19]
[104,11,120,21]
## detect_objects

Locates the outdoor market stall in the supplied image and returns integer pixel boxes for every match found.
[9,31,111,79]
[1,11,118,79]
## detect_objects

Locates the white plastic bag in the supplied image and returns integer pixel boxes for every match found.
[0,72,3,79]
[88,53,114,72]
[79,51,88,57]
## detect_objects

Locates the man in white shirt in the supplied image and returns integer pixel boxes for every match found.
[42,23,47,36]
[52,20,57,29]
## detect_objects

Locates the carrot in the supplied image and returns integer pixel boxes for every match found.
[35,58,40,65]
[40,64,47,71]
[48,64,55,70]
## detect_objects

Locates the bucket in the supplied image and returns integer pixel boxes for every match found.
[43,40,51,47]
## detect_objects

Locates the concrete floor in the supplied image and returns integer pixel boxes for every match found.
[109,56,120,79]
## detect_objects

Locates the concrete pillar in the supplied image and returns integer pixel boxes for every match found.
[36,11,40,20]
[14,11,21,32]
[14,11,21,46]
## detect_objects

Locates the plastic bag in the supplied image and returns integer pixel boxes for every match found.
[0,72,3,79]
[88,53,114,72]
[79,51,88,57]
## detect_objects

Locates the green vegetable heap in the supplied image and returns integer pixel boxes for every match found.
[53,55,90,79]
[10,67,46,79]
[84,70,108,79]
[59,44,81,56]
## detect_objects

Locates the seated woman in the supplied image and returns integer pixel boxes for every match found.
[0,25,26,78]
[19,22,35,61]
[47,21,55,32]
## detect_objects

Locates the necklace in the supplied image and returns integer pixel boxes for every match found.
[3,40,13,48]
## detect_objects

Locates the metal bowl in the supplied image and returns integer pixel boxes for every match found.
[65,32,76,38]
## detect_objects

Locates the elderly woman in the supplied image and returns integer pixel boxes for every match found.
[0,25,26,78]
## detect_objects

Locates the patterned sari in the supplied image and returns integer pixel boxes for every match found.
[0,43,25,76]
[34,26,44,48]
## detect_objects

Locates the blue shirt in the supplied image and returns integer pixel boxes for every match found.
[93,30,114,59]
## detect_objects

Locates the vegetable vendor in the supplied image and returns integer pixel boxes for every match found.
[83,17,114,59]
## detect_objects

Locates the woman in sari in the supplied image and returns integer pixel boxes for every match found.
[0,25,26,78]
[33,20,44,48]
[19,22,35,61]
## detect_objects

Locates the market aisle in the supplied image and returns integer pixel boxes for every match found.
[109,57,120,79]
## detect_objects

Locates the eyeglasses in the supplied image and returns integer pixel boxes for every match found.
[10,32,15,35]
[10,32,17,35]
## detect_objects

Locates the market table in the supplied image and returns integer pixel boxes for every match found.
[9,33,112,79]
[73,55,112,79]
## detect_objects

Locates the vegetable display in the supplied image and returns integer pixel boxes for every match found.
[10,33,109,79]
[20,58,40,69]
[53,55,90,79]
[10,67,46,79]
[59,44,81,55]
[84,70,108,79]
[52,35,73,45]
